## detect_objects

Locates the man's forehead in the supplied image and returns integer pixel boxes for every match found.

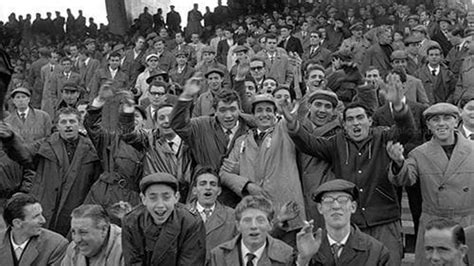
[250,61,264,67]
[150,86,166,92]
[196,173,218,183]
[425,228,456,247]
[217,101,239,108]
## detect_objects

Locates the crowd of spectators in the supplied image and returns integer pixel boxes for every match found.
[1,0,474,265]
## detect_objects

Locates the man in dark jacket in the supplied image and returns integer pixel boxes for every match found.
[283,72,415,266]
[296,180,391,265]
[122,172,206,265]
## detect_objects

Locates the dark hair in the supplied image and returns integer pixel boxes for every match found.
[459,96,474,109]
[71,204,110,228]
[265,33,278,42]
[60,56,72,63]
[192,166,221,187]
[425,219,465,247]
[426,45,442,56]
[109,52,121,59]
[235,195,274,222]
[343,102,373,121]
[250,56,266,67]
[3,193,39,227]
[212,89,241,110]
[55,107,81,123]
[389,68,407,83]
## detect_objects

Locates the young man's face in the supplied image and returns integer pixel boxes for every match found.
[135,38,145,50]
[427,48,442,66]
[407,42,420,54]
[61,89,80,105]
[392,58,408,69]
[306,69,325,92]
[193,173,221,208]
[254,102,276,131]
[15,203,45,238]
[427,114,457,143]
[265,38,278,52]
[176,54,187,66]
[309,33,320,45]
[62,60,73,72]
[175,33,184,44]
[202,52,215,62]
[424,228,467,266]
[71,217,108,258]
[108,56,120,70]
[215,101,240,129]
[317,191,356,230]
[343,107,372,142]
[154,41,165,52]
[262,79,277,95]
[461,100,474,128]
[245,81,256,99]
[237,208,272,250]
[280,28,290,38]
[57,113,80,140]
[365,69,381,84]
[250,60,265,80]
[148,85,167,107]
[310,99,335,126]
[207,73,223,92]
[147,57,159,69]
[141,184,178,225]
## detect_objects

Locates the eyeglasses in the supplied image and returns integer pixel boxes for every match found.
[251,66,264,71]
[321,195,352,205]
[149,92,165,96]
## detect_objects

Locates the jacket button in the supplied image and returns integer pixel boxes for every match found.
[438,186,445,191]
[464,187,469,192]
[361,208,366,211]
[358,170,362,174]
[359,188,363,192]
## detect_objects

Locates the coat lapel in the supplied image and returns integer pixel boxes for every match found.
[151,211,181,264]
[443,134,470,180]
[19,234,40,266]
[425,140,449,182]
[0,230,14,266]
[205,203,226,235]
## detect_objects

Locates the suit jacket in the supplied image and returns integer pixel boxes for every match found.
[5,108,52,143]
[216,39,232,66]
[278,36,304,56]
[210,235,294,266]
[294,31,311,51]
[88,67,129,101]
[302,46,332,68]
[169,64,195,86]
[431,30,453,57]
[309,225,391,266]
[361,43,392,77]
[255,50,291,85]
[405,75,430,105]
[0,228,68,266]
[188,201,236,262]
[40,63,62,117]
[78,57,101,89]
[414,64,456,104]
[27,57,49,108]
[122,48,146,84]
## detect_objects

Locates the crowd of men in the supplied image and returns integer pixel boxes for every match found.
[1,0,474,265]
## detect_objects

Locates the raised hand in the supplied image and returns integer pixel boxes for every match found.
[181,72,203,100]
[296,220,322,264]
[386,140,405,166]
[276,201,300,223]
[0,122,13,139]
[280,99,298,130]
[385,73,404,110]
[236,55,250,80]
[98,80,114,102]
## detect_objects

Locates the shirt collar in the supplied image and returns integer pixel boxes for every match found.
[10,232,29,250]
[221,120,240,135]
[327,230,351,246]
[241,239,267,264]
[109,67,118,74]
[18,107,30,117]
[428,64,440,73]
[196,202,215,213]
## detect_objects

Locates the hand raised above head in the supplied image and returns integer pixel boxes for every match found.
[0,122,13,139]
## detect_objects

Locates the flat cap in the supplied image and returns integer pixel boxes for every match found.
[204,68,225,78]
[146,69,169,84]
[139,173,178,193]
[11,87,31,98]
[308,90,339,107]
[234,45,249,54]
[349,22,364,31]
[145,53,159,61]
[404,34,423,44]
[391,50,408,60]
[412,25,428,34]
[111,44,125,55]
[62,82,80,91]
[146,32,158,41]
[407,14,420,21]
[312,179,359,203]
[438,17,451,24]
[423,103,460,120]
[251,94,276,112]
[175,49,188,57]
[84,38,95,45]
[201,45,216,54]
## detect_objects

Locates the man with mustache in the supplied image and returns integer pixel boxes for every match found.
[283,73,415,266]
[387,102,474,265]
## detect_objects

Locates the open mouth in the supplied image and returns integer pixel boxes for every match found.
[203,192,213,197]
[316,113,328,119]
[353,127,361,134]
[249,232,260,238]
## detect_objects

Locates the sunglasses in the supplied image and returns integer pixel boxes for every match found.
[251,66,264,71]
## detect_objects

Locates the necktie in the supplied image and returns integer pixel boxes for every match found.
[269,55,274,64]
[310,47,315,55]
[168,141,174,151]
[225,129,232,144]
[153,110,158,122]
[203,208,212,222]
[255,131,266,146]
[246,253,256,266]
[50,65,54,72]
[15,246,23,260]
[331,243,343,262]
[432,70,436,76]
[20,113,26,123]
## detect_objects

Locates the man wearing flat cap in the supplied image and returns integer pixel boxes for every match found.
[135,53,160,105]
[412,24,440,62]
[404,35,424,75]
[296,179,391,265]
[169,49,195,88]
[193,68,227,117]
[453,29,474,104]
[122,173,206,265]
[339,22,370,66]
[431,17,453,57]
[54,82,83,117]
[387,102,474,265]
[195,45,229,87]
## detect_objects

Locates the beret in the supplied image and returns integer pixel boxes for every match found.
[313,179,359,203]
[140,173,178,193]
[11,87,31,98]
[423,103,460,120]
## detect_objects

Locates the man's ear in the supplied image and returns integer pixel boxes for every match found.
[140,192,146,205]
[12,218,22,229]
[175,191,181,202]
[368,117,373,127]
[317,203,323,214]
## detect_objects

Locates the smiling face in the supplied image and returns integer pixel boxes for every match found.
[317,191,356,230]
[253,102,276,131]
[310,99,336,126]
[427,114,457,145]
[57,113,80,140]
[12,92,30,111]
[262,79,277,95]
[306,69,325,93]
[461,100,474,128]
[237,208,272,251]
[425,228,467,266]
[215,101,240,130]
[343,107,372,142]
[193,173,221,208]
[156,106,173,136]
[71,217,107,258]
[207,73,223,92]
[141,184,178,225]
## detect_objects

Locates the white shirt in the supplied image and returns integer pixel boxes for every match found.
[428,64,440,76]
[166,134,182,154]
[389,96,406,114]
[64,71,71,79]
[241,241,267,265]
[109,67,118,79]
[196,202,215,222]
[10,233,29,260]
[327,230,351,257]
[17,107,30,119]
[84,57,90,67]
